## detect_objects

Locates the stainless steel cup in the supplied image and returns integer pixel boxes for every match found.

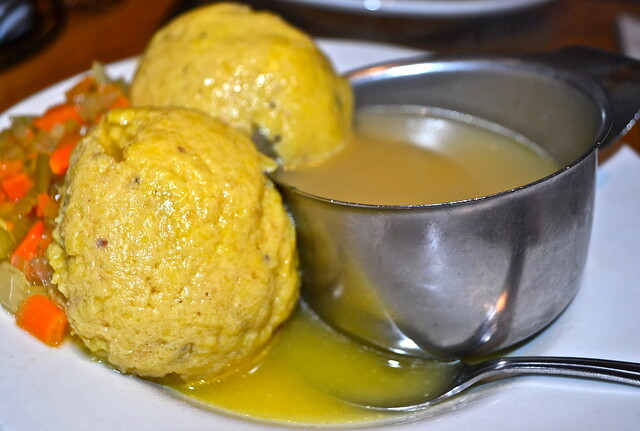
[274,47,640,358]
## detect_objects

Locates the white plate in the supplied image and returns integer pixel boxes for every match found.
[1,39,640,431]
[270,0,558,18]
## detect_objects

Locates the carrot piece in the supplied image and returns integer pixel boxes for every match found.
[110,94,130,109]
[36,193,51,218]
[11,220,45,266]
[33,104,83,132]
[1,172,33,201]
[49,139,78,176]
[0,160,24,179]
[16,294,67,347]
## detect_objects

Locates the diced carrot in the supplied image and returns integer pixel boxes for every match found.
[11,220,45,266]
[16,294,67,347]
[33,104,84,132]
[110,94,130,109]
[2,172,33,201]
[36,193,51,218]
[0,159,24,179]
[49,137,79,176]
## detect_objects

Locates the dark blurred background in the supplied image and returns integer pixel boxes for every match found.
[2,0,640,118]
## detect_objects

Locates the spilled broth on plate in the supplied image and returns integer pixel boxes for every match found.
[166,303,459,426]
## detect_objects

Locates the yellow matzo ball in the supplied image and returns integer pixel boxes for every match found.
[130,2,353,166]
[47,107,299,381]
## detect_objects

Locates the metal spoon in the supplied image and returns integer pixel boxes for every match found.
[363,356,640,411]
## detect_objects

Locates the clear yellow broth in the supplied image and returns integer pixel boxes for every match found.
[277,107,561,205]
[166,304,459,427]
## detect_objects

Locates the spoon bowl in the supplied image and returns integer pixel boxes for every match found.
[356,356,640,411]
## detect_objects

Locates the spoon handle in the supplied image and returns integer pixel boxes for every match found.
[468,356,640,387]
[367,356,640,411]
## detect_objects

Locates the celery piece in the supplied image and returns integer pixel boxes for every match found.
[0,261,30,314]
[34,152,52,194]
[0,227,14,260]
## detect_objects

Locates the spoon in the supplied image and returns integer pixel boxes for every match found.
[361,356,640,411]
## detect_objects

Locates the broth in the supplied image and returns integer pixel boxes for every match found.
[276,107,561,205]
[167,304,459,426]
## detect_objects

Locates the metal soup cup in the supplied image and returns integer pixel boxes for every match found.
[274,47,640,358]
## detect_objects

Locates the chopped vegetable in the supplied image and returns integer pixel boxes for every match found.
[23,256,54,287]
[0,66,129,347]
[36,193,51,218]
[0,160,23,177]
[49,139,78,176]
[110,94,130,109]
[34,153,52,193]
[0,261,31,314]
[11,220,45,267]
[16,294,67,346]
[33,104,83,132]
[0,227,14,259]
[1,172,33,201]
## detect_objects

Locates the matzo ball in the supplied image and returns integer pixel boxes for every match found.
[47,107,299,381]
[130,2,353,167]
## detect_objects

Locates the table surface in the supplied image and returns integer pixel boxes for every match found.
[1,0,640,153]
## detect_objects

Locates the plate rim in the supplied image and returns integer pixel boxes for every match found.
[269,0,557,18]
[1,36,640,431]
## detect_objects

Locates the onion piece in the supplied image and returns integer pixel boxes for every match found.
[0,261,46,315]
